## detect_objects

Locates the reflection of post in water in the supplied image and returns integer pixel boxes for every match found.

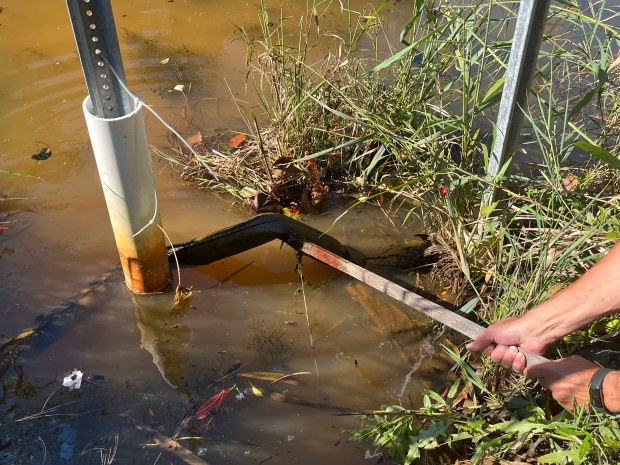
[132,293,191,396]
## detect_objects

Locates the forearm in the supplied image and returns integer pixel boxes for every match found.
[524,242,620,343]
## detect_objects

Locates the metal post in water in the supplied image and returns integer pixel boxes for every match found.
[481,0,552,208]
[67,0,170,293]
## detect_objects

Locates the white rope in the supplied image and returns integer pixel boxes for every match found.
[132,188,159,238]
[105,58,219,180]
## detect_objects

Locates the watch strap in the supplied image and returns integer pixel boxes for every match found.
[589,367,613,413]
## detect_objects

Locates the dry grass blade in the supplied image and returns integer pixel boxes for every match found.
[271,371,312,384]
[237,371,308,385]
[16,387,80,422]
[36,436,47,465]
[99,433,119,465]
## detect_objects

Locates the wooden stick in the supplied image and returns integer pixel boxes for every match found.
[300,242,549,367]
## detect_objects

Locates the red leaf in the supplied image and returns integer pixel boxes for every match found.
[0,226,8,230]
[196,387,234,419]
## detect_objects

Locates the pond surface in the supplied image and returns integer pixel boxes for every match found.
[0,1,457,464]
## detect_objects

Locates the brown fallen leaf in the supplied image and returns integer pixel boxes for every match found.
[186,132,203,148]
[311,181,329,207]
[562,175,579,191]
[307,158,320,184]
[228,134,247,149]
[272,156,301,181]
[171,286,193,313]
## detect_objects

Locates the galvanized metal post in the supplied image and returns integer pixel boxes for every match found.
[481,0,552,208]
[67,0,170,293]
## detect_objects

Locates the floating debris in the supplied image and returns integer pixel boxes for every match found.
[62,369,83,390]
[0,325,42,381]
[249,382,264,397]
[228,133,247,149]
[171,285,193,313]
[237,371,311,385]
[196,386,235,419]
[32,146,52,161]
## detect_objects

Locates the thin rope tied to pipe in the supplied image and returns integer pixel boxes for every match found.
[104,56,219,180]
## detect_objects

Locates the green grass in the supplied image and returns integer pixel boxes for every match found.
[350,346,620,465]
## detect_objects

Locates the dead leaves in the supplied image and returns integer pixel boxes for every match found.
[186,132,203,148]
[192,371,310,420]
[32,142,52,161]
[303,158,329,209]
[245,155,330,214]
[272,156,302,182]
[228,133,247,149]
[561,175,579,191]
[163,126,335,214]
[171,285,193,313]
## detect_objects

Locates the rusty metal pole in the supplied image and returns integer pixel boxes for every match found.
[67,0,170,293]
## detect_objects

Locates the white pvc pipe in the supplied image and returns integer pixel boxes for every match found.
[83,95,170,293]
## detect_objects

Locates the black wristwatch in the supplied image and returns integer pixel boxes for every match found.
[589,367,613,413]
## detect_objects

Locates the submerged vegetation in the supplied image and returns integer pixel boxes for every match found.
[159,0,620,463]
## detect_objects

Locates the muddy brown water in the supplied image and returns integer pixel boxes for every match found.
[0,1,453,463]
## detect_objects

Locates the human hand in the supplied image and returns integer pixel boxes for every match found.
[466,316,549,372]
[524,355,600,412]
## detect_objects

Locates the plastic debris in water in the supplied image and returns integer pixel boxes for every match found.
[62,369,84,390]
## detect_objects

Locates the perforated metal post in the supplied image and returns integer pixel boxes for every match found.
[67,0,170,293]
[67,0,132,118]
[481,0,552,208]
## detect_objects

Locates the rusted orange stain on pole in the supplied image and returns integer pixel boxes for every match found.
[115,228,170,293]
[120,252,169,294]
